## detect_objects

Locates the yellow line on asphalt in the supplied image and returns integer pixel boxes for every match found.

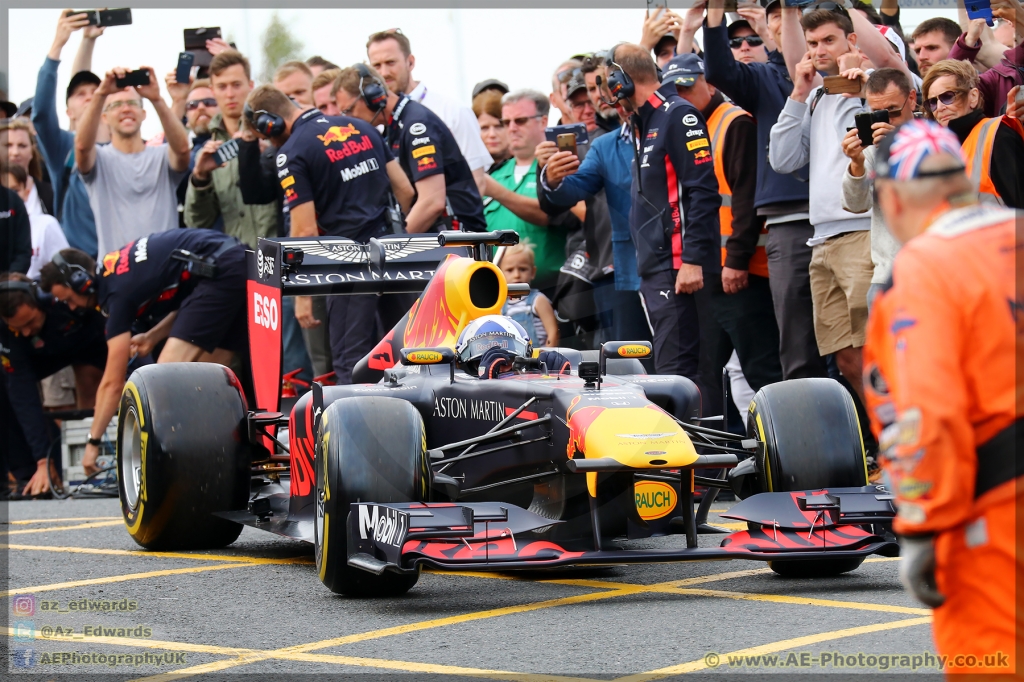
[612,616,933,681]
[658,587,932,615]
[8,544,314,565]
[0,563,256,598]
[4,627,259,656]
[1,520,126,536]
[8,517,123,525]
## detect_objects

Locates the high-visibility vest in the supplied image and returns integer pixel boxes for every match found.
[708,102,769,278]
[962,115,1024,206]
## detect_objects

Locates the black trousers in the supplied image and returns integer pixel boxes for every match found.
[326,293,415,385]
[706,274,784,393]
[639,269,700,385]
[765,220,828,380]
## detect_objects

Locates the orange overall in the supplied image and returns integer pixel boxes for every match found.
[864,203,1022,676]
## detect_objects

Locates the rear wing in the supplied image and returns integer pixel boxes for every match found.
[245,231,520,413]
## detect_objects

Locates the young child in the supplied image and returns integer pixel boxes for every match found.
[499,243,558,347]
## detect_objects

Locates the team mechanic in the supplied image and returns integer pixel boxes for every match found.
[601,44,720,387]
[243,84,417,385]
[865,119,1021,675]
[40,229,248,476]
[331,64,487,235]
[1,273,108,496]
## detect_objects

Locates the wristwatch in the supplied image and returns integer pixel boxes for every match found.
[87,436,102,447]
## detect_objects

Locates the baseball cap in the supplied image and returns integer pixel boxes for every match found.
[66,71,101,103]
[14,98,33,119]
[763,0,782,13]
[727,19,754,37]
[472,78,509,100]
[877,25,907,63]
[566,73,587,98]
[0,101,16,118]
[874,120,965,182]
[662,53,705,87]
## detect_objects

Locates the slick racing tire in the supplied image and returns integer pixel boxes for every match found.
[315,397,428,597]
[118,363,250,550]
[747,378,868,578]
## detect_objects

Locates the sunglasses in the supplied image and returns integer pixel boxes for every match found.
[103,99,142,112]
[499,114,543,127]
[186,97,217,111]
[729,35,764,48]
[924,89,963,112]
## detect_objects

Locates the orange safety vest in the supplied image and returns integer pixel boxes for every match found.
[707,102,768,277]
[961,114,1024,206]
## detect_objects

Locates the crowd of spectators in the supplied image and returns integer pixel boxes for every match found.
[2,2,1023,497]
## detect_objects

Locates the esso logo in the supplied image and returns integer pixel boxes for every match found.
[253,292,279,331]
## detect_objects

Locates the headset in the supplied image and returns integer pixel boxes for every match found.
[52,252,95,296]
[354,63,388,114]
[243,101,286,139]
[601,44,635,103]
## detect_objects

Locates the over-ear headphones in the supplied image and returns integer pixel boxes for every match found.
[354,63,388,113]
[243,101,286,138]
[604,44,635,103]
[52,252,95,296]
[0,279,39,300]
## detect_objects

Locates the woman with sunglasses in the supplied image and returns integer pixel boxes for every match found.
[921,58,1024,208]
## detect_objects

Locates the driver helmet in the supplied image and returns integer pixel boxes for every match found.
[455,315,533,372]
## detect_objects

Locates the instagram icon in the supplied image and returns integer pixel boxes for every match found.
[12,595,36,617]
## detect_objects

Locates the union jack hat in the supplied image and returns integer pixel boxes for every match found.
[875,119,965,182]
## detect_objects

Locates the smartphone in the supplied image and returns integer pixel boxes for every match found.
[115,69,151,89]
[175,52,195,85]
[965,0,994,27]
[72,8,132,27]
[556,133,578,157]
[723,0,739,12]
[646,0,668,14]
[822,75,862,95]
[184,27,223,68]
[782,0,816,7]
[545,123,588,146]
[213,139,240,167]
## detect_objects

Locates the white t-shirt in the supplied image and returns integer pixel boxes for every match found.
[81,143,186,258]
[27,213,69,280]
[408,82,493,173]
[24,181,45,217]
[513,162,532,185]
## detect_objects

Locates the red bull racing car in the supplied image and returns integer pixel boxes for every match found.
[116,231,898,596]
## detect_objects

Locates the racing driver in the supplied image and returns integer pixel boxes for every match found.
[40,228,248,476]
[864,119,1021,675]
[456,315,570,379]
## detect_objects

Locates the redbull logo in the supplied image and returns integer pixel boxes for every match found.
[693,149,712,165]
[565,395,607,460]
[317,124,359,146]
[101,250,120,276]
[634,480,677,520]
[326,135,374,163]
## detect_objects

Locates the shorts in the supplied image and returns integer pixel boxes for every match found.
[808,230,873,356]
[169,246,248,354]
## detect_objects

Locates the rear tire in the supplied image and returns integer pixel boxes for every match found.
[118,364,251,550]
[747,378,868,578]
[315,397,427,597]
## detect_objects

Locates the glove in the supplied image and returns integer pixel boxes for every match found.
[898,535,945,608]
[478,347,517,379]
[538,350,572,375]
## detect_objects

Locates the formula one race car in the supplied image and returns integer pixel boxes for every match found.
[116,231,898,596]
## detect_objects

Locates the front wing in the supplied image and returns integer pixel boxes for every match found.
[346,490,900,575]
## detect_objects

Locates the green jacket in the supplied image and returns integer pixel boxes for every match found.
[484,158,567,291]
[184,114,278,248]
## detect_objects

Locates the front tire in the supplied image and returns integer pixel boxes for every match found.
[747,378,868,578]
[118,364,251,550]
[315,397,428,596]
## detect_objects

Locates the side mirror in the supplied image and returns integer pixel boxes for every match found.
[367,237,386,276]
[399,347,456,365]
[600,341,651,376]
[506,283,530,299]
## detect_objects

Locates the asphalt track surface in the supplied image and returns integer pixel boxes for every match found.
[3,497,944,680]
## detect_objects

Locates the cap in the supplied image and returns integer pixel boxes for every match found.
[654,33,678,56]
[662,53,705,87]
[66,71,101,103]
[763,0,782,13]
[874,120,965,182]
[471,78,509,100]
[566,73,587,98]
[877,25,907,63]
[14,97,33,119]
[0,101,16,118]
[727,19,754,37]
